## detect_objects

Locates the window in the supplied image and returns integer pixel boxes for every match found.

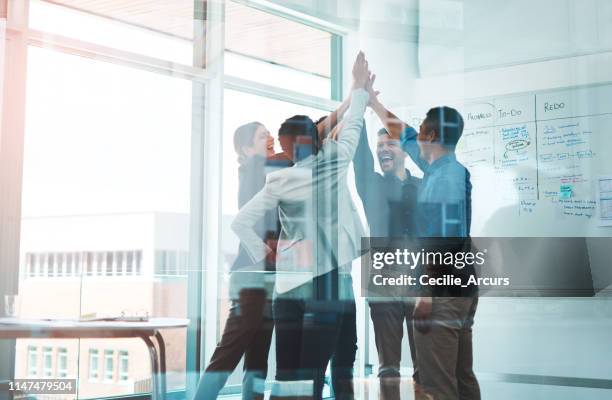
[88,349,99,381]
[155,250,181,276]
[85,252,94,276]
[134,250,142,275]
[225,2,333,97]
[57,348,68,378]
[28,0,194,65]
[24,252,85,278]
[43,347,53,377]
[104,350,114,382]
[155,251,166,276]
[27,346,38,377]
[57,253,64,277]
[66,253,73,276]
[74,253,81,276]
[98,252,106,276]
[119,351,129,382]
[178,251,187,276]
[126,251,134,275]
[106,252,114,276]
[14,1,338,399]
[33,254,40,277]
[167,251,177,276]
[48,254,56,277]
[116,251,125,275]
[26,253,35,277]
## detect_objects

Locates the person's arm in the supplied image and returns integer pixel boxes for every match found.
[369,99,406,141]
[317,96,351,142]
[353,125,379,203]
[335,89,369,162]
[231,176,281,263]
[368,99,427,173]
[366,76,429,173]
[334,52,370,162]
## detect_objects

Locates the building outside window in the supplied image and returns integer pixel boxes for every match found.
[48,254,55,277]
[104,350,114,382]
[106,252,114,276]
[126,251,134,275]
[11,0,339,398]
[57,347,68,378]
[119,351,129,382]
[134,250,142,276]
[43,347,53,377]
[88,349,99,381]
[57,253,64,277]
[74,252,81,276]
[116,251,124,276]
[85,252,94,276]
[65,253,73,276]
[27,346,38,377]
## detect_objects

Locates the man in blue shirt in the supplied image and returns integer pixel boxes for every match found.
[367,80,480,400]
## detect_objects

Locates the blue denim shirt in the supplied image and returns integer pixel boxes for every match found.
[400,127,472,238]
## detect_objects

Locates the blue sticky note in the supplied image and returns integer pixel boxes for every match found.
[560,184,573,199]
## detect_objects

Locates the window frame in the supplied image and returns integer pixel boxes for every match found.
[42,346,53,378]
[88,349,99,382]
[4,0,344,398]
[57,347,68,378]
[104,349,115,382]
[27,345,38,377]
[118,350,129,383]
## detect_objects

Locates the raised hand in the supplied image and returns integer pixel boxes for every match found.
[352,51,369,90]
[365,73,381,106]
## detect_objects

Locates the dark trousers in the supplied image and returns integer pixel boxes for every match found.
[414,297,480,400]
[369,300,418,400]
[273,271,357,400]
[195,287,273,400]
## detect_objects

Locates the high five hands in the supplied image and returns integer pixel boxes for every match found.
[352,52,381,105]
[351,51,370,90]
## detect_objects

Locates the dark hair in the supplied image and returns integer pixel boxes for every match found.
[278,115,319,155]
[377,127,389,136]
[233,121,264,164]
[423,106,464,147]
[314,115,327,125]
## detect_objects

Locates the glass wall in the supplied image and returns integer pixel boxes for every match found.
[9,1,338,399]
[18,26,193,400]
[6,1,611,400]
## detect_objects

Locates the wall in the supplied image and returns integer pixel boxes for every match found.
[412,0,612,395]
[339,0,612,394]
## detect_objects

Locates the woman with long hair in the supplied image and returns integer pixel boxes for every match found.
[195,121,288,400]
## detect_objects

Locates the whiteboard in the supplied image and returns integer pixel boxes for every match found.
[369,83,612,237]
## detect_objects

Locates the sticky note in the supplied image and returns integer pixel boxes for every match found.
[560,184,573,200]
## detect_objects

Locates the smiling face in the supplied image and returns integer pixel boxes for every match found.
[243,125,275,158]
[376,133,406,176]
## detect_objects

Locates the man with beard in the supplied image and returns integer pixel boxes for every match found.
[354,119,421,400]
[366,78,480,399]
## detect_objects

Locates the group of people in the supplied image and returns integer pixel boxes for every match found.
[194,52,480,400]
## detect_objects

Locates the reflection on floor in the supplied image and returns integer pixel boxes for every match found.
[217,375,612,400]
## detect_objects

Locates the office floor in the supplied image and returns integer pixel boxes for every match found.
[217,376,612,400]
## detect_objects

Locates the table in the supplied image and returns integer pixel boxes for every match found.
[0,317,189,400]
